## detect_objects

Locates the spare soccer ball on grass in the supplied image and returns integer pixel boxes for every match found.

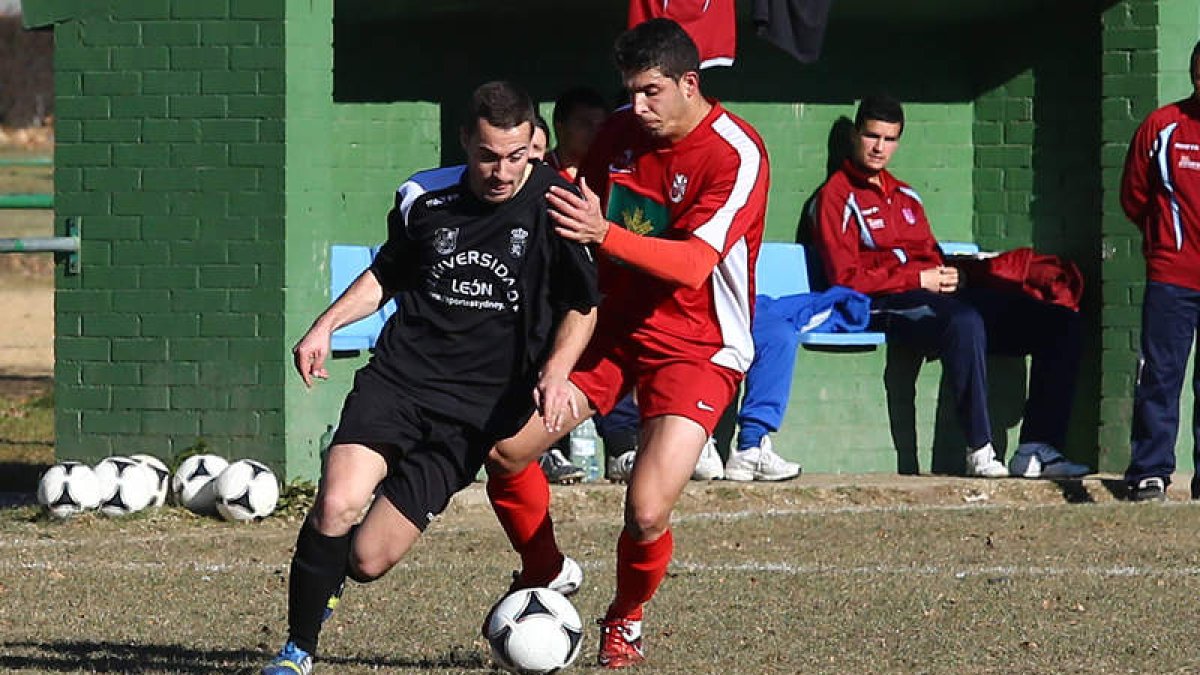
[94,456,158,517]
[485,587,584,674]
[130,454,171,507]
[37,461,102,519]
[172,454,229,515]
[214,459,280,522]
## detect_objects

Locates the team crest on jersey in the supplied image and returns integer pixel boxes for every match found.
[433,227,459,255]
[670,173,688,203]
[508,227,529,258]
[901,207,916,224]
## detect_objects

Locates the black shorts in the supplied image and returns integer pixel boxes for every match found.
[332,369,517,531]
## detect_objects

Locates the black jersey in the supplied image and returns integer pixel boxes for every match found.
[366,162,599,434]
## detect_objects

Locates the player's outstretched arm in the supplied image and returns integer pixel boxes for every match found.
[534,307,597,432]
[292,269,386,388]
[548,179,719,289]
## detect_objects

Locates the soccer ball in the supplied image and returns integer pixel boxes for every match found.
[214,459,279,522]
[485,587,584,674]
[36,461,102,519]
[130,454,170,507]
[94,456,158,517]
[172,454,229,514]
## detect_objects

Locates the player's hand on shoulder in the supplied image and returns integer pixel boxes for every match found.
[547,177,609,245]
[291,325,332,388]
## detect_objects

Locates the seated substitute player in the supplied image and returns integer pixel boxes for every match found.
[261,81,599,675]
[484,19,769,669]
[813,94,1088,479]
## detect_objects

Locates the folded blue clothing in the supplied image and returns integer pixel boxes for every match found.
[755,286,872,335]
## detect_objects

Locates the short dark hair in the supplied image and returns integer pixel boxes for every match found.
[534,113,550,139]
[552,86,608,127]
[614,18,699,81]
[854,94,905,135]
[1191,40,1200,81]
[461,81,535,136]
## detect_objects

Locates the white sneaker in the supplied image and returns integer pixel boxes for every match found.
[691,437,725,480]
[1008,442,1090,479]
[606,450,635,483]
[965,443,1009,478]
[724,436,801,482]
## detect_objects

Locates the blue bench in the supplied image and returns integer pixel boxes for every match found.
[330,241,980,353]
[754,241,981,349]
[755,242,885,348]
[329,244,397,352]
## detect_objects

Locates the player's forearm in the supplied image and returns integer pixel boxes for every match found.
[598,224,719,289]
[542,308,597,379]
[310,269,387,333]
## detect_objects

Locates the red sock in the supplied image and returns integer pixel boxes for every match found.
[607,528,674,621]
[487,461,563,584]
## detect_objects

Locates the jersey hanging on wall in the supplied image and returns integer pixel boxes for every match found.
[628,0,736,68]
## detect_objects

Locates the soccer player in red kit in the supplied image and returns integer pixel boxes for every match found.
[484,18,769,669]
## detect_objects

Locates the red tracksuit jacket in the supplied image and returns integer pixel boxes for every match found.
[1122,96,1200,291]
[813,160,942,296]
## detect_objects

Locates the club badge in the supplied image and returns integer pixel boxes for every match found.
[670,173,688,203]
[509,227,529,258]
[433,227,459,255]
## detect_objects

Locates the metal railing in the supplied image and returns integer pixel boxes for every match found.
[1,156,71,272]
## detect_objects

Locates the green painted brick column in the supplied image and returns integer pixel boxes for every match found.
[1099,0,1200,472]
[25,0,288,468]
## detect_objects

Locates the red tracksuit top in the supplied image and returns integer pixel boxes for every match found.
[1122,96,1200,291]
[813,160,942,296]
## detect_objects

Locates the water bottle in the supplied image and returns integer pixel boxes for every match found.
[569,418,602,482]
[318,424,336,467]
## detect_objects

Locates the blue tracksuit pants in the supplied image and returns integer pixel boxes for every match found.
[1126,281,1200,487]
[871,287,1081,450]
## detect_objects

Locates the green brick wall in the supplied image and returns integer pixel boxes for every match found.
[27,0,1195,477]
[27,0,287,466]
[282,2,440,480]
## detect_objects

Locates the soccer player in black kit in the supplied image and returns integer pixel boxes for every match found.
[262,81,599,675]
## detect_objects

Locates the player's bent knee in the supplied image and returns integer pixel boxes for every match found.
[309,491,370,536]
[624,508,670,541]
[488,442,540,475]
[348,547,400,583]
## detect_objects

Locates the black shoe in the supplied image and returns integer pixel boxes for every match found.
[1130,476,1167,502]
[539,449,585,485]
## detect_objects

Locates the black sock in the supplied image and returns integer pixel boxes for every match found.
[286,520,351,656]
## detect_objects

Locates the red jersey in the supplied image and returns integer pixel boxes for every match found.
[1121,96,1200,291]
[628,0,736,68]
[813,160,942,296]
[580,101,769,373]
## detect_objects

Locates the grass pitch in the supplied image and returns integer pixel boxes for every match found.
[1,479,1197,674]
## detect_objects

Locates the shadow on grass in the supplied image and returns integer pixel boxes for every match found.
[1050,478,1130,503]
[0,639,492,673]
[0,460,48,494]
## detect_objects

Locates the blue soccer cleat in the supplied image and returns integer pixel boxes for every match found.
[262,641,312,675]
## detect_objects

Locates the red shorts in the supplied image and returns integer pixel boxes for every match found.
[569,333,742,435]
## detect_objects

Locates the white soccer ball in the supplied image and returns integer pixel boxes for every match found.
[214,459,279,522]
[172,454,229,514]
[37,461,102,519]
[485,587,584,674]
[94,456,158,517]
[130,454,170,507]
